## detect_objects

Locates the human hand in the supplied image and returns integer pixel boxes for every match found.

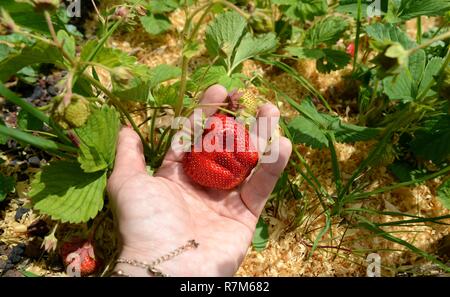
[108,85,292,276]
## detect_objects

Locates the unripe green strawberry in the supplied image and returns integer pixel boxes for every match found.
[111,67,133,86]
[250,13,274,34]
[64,97,91,128]
[228,89,261,121]
[239,89,260,117]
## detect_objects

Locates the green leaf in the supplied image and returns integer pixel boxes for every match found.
[205,11,247,59]
[17,110,44,131]
[0,40,64,82]
[183,41,200,59]
[189,65,228,91]
[75,106,120,173]
[81,41,137,68]
[332,120,380,143]
[408,49,426,82]
[252,217,269,251]
[152,84,179,107]
[148,64,181,88]
[0,124,77,153]
[288,98,379,147]
[0,118,9,145]
[388,161,428,182]
[383,53,442,102]
[56,30,76,59]
[113,64,180,102]
[398,0,450,20]
[17,66,39,84]
[336,0,370,18]
[20,270,40,277]
[365,23,415,49]
[410,115,450,163]
[0,173,15,202]
[285,47,324,59]
[275,0,328,22]
[418,57,443,98]
[288,116,328,149]
[303,16,348,48]
[383,70,415,101]
[1,0,59,34]
[144,0,180,13]
[30,161,106,223]
[294,98,328,126]
[217,72,246,90]
[231,32,278,71]
[0,44,13,62]
[316,49,351,73]
[437,179,450,210]
[140,14,172,35]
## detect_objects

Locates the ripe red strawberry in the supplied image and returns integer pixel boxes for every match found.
[60,237,100,276]
[183,113,259,190]
[346,42,355,57]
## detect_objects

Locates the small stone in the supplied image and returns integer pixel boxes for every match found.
[47,85,58,96]
[8,243,26,264]
[15,207,30,222]
[28,156,41,168]
[30,86,44,100]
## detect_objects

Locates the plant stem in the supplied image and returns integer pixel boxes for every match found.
[408,30,450,56]
[216,0,250,19]
[351,165,450,200]
[0,83,73,146]
[353,0,362,71]
[44,10,76,66]
[416,16,422,44]
[83,74,150,156]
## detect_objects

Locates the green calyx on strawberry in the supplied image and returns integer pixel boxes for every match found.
[60,237,101,277]
[228,88,261,122]
[52,94,91,129]
[182,90,260,190]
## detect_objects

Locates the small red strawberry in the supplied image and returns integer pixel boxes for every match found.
[183,112,259,190]
[346,42,355,58]
[60,237,100,276]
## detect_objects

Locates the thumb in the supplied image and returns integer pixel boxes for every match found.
[111,127,147,177]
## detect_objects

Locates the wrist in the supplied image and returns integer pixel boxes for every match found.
[113,240,201,277]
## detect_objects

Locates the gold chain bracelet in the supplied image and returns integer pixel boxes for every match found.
[111,239,199,277]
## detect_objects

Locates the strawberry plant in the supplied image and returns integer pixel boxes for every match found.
[1,0,450,276]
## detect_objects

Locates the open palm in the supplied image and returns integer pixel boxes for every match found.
[108,85,292,276]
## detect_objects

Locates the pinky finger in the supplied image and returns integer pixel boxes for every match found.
[241,136,292,217]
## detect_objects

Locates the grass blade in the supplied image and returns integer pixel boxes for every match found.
[0,125,78,153]
[358,219,450,273]
[0,83,73,146]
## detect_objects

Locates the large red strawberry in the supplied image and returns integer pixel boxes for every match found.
[60,237,100,276]
[183,112,259,190]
